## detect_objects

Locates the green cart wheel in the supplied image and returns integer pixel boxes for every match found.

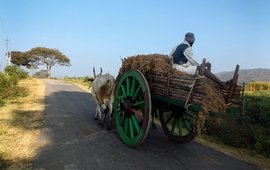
[159,107,197,143]
[114,69,151,147]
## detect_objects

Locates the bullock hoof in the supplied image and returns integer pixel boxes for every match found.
[100,123,104,128]
[107,126,112,130]
[94,117,98,120]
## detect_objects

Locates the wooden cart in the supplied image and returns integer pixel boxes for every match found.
[113,59,242,147]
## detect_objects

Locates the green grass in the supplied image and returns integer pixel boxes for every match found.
[204,90,270,157]
[63,76,92,91]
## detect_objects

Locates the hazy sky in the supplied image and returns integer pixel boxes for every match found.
[0,0,269,77]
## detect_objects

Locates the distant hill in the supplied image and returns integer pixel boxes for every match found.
[215,68,270,84]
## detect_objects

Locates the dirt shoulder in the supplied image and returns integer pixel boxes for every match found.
[0,78,45,170]
[195,136,270,170]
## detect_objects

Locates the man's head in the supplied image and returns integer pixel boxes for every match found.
[185,32,195,46]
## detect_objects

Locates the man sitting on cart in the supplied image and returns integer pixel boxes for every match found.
[170,32,229,89]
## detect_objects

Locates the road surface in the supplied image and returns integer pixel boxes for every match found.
[33,79,257,170]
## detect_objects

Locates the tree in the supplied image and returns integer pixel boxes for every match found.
[27,47,71,77]
[11,51,36,69]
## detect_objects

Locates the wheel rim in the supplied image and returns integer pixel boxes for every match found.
[160,108,196,143]
[114,69,151,147]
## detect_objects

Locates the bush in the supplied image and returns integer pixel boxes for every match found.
[5,65,29,79]
[205,92,270,157]
[205,111,254,148]
[244,92,270,128]
[0,66,29,107]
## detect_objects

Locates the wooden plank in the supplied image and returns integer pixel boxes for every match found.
[227,65,239,103]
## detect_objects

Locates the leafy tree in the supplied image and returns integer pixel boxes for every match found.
[11,51,36,69]
[11,47,70,77]
[27,47,70,77]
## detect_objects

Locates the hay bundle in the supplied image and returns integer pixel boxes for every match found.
[119,54,193,77]
[197,79,227,135]
[202,80,227,113]
[119,54,171,76]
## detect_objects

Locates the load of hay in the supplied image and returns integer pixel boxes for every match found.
[118,54,228,134]
[119,54,186,77]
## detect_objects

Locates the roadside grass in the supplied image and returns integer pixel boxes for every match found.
[62,77,91,92]
[0,78,45,170]
[201,90,270,170]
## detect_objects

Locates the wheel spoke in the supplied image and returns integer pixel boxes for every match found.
[131,115,140,134]
[120,114,125,125]
[121,85,127,98]
[132,108,143,120]
[178,119,182,136]
[129,118,134,139]
[117,96,124,104]
[124,118,128,136]
[165,114,173,125]
[133,100,144,107]
[171,118,176,133]
[184,119,192,132]
[126,77,130,96]
[130,78,136,96]
[115,108,120,114]
[132,87,141,101]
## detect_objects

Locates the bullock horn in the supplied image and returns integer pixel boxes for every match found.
[100,68,102,75]
[93,67,96,78]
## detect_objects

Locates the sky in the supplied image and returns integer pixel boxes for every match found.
[0,0,269,77]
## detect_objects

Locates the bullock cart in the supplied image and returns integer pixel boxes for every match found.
[113,59,242,147]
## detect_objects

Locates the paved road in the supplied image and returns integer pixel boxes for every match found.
[33,79,257,170]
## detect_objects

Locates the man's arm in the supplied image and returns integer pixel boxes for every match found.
[183,47,200,66]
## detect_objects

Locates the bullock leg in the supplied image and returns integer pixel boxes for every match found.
[107,112,113,130]
[94,98,99,120]
[100,105,108,128]
[97,105,103,125]
[107,102,114,130]
[94,107,98,120]
[101,107,109,128]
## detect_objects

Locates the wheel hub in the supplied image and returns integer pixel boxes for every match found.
[171,106,184,119]
[123,97,133,117]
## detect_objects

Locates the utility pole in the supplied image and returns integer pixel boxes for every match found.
[5,37,11,66]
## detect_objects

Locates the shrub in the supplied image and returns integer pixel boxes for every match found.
[204,92,270,157]
[0,66,29,107]
[244,92,270,128]
[5,65,29,79]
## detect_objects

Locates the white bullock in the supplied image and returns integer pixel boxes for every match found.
[90,68,116,129]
